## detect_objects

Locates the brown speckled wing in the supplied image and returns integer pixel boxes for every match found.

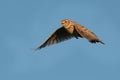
[37,27,74,49]
[74,24,104,44]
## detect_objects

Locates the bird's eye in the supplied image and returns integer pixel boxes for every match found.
[65,20,68,23]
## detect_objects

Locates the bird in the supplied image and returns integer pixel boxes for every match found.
[36,19,104,49]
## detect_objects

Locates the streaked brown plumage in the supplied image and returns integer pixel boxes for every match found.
[36,19,104,49]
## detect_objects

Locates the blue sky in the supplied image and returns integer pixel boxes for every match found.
[0,0,120,80]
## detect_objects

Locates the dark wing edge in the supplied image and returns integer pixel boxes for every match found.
[89,39,105,44]
[36,27,74,50]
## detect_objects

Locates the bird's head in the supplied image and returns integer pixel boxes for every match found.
[61,19,70,27]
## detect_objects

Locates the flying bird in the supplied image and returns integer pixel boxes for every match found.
[36,19,104,49]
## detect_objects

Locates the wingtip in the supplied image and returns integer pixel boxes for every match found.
[34,47,40,51]
[100,41,105,45]
[34,46,43,51]
[89,39,105,45]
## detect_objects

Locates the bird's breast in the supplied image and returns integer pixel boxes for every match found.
[64,25,74,34]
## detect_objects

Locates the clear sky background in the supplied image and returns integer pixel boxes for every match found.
[0,0,120,80]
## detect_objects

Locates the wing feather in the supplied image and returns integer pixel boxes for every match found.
[74,24,104,44]
[37,27,73,49]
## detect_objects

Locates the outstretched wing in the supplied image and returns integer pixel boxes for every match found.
[36,27,74,49]
[74,24,104,44]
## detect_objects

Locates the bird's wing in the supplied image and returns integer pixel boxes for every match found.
[74,24,104,44]
[37,27,74,49]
